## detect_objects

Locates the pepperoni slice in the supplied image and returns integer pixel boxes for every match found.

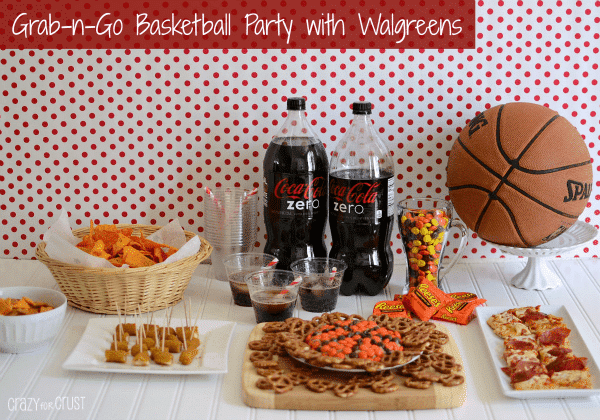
[548,347,572,357]
[538,327,571,346]
[508,360,547,384]
[546,356,587,374]
[505,338,536,350]
[520,309,548,323]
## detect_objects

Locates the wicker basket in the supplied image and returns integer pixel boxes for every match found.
[35,224,212,315]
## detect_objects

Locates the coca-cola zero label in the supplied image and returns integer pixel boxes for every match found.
[329,175,393,224]
[264,173,327,217]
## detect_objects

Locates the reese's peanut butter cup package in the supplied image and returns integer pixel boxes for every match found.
[446,292,480,302]
[401,279,453,322]
[432,297,487,325]
[372,300,411,319]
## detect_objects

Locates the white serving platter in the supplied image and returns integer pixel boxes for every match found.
[63,318,235,374]
[475,305,600,399]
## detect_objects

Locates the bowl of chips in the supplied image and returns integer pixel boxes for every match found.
[0,286,67,353]
[35,224,212,315]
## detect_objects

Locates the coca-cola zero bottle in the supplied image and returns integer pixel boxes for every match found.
[329,101,395,295]
[263,97,329,270]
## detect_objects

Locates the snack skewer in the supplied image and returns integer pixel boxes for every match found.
[115,303,126,340]
[179,305,201,365]
[167,307,173,333]
[181,319,187,351]
[187,298,192,327]
[134,310,139,346]
[183,299,189,328]
[193,300,202,328]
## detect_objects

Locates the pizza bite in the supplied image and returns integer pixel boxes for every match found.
[503,349,539,368]
[513,307,567,333]
[546,357,591,389]
[487,312,531,339]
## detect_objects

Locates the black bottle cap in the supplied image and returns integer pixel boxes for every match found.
[352,101,372,115]
[287,97,306,110]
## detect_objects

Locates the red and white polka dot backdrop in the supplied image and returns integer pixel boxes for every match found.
[1,1,599,260]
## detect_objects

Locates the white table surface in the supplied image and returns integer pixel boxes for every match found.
[1,258,600,420]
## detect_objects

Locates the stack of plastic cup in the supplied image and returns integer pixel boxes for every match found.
[203,187,259,281]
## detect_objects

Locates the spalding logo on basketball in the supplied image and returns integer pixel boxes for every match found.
[446,102,593,248]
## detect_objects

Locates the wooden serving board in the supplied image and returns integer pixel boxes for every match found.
[242,322,467,411]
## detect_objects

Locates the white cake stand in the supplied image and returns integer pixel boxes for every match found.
[495,221,598,290]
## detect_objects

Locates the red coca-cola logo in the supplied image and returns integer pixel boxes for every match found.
[274,177,326,200]
[330,179,380,204]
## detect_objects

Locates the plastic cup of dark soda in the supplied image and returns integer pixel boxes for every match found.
[290,258,347,313]
[223,253,277,307]
[245,269,301,323]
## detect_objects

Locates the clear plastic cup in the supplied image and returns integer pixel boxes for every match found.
[245,269,301,323]
[223,253,277,307]
[290,257,347,313]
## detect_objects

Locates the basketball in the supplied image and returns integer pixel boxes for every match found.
[446,102,593,248]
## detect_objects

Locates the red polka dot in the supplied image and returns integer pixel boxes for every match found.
[0,5,598,259]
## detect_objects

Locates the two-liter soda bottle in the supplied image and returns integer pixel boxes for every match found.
[328,101,395,295]
[263,97,329,270]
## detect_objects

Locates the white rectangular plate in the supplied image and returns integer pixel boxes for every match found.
[63,318,235,374]
[475,305,600,399]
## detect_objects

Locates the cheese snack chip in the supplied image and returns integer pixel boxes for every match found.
[74,220,180,267]
[122,246,156,268]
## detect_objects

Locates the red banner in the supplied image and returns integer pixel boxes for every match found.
[0,0,476,49]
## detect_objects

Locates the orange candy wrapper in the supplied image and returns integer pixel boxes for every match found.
[372,300,411,319]
[401,279,453,322]
[446,292,481,302]
[432,298,487,325]
[387,281,486,325]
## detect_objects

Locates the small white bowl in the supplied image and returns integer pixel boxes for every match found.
[0,286,67,353]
